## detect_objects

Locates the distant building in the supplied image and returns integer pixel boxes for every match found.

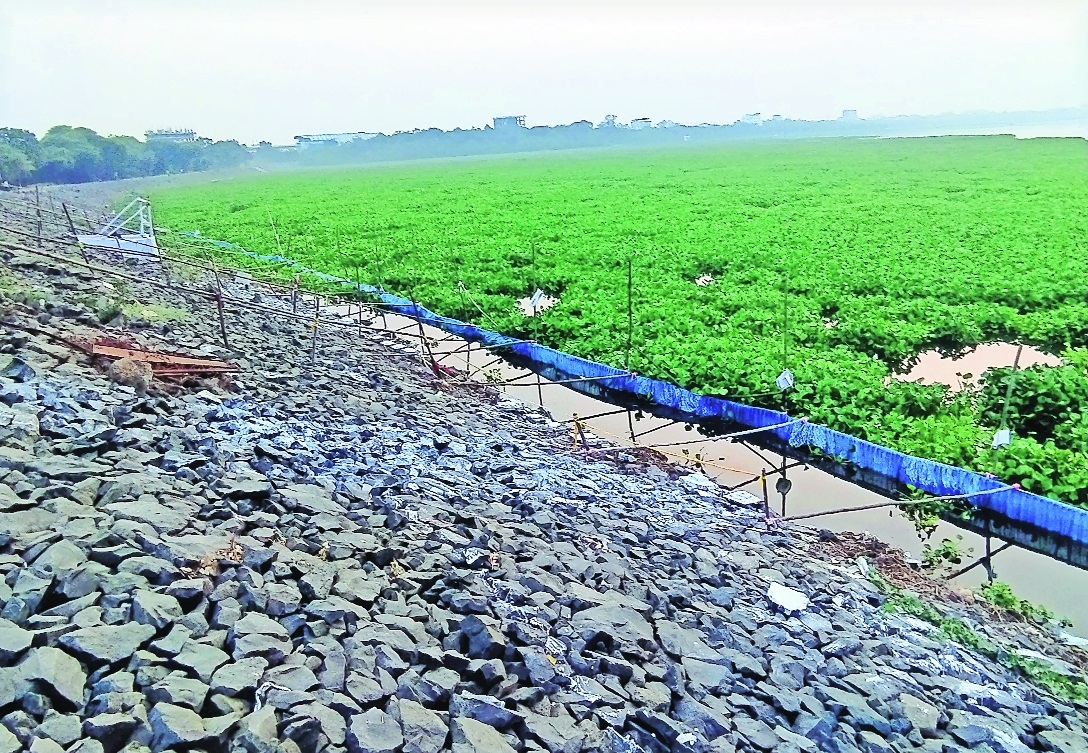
[629,118,652,130]
[740,113,762,125]
[145,129,197,143]
[656,120,678,129]
[841,109,859,120]
[294,132,378,149]
[770,114,783,121]
[492,115,526,129]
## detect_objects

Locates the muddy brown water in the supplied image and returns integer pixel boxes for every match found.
[333,304,1088,635]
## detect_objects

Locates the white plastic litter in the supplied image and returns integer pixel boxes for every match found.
[679,472,717,492]
[776,369,795,391]
[856,557,871,578]
[767,582,809,613]
[992,428,1012,449]
[726,489,762,506]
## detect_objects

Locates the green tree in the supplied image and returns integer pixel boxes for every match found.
[0,143,34,183]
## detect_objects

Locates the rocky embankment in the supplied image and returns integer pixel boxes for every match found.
[0,236,1086,753]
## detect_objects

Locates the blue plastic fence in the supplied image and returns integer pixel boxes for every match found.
[196,235,1088,546]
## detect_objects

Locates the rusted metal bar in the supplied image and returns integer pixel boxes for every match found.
[34,186,42,248]
[310,295,321,367]
[944,541,1014,581]
[210,258,229,349]
[761,468,770,520]
[563,408,629,423]
[632,420,680,440]
[60,204,91,264]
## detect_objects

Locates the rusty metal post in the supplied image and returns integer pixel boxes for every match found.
[211,259,229,349]
[34,185,42,248]
[61,203,90,263]
[310,295,321,368]
[761,469,770,521]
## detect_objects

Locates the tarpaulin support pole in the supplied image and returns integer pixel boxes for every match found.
[780,453,788,517]
[628,411,637,443]
[984,518,995,583]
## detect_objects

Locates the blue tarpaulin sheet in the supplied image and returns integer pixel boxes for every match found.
[197,236,1088,546]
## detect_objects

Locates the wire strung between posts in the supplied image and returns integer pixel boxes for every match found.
[491,371,636,388]
[778,484,1018,523]
[568,421,756,476]
[643,418,807,450]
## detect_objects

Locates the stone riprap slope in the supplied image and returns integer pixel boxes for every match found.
[0,245,1085,753]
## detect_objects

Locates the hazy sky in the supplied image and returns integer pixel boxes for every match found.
[1,1,1085,144]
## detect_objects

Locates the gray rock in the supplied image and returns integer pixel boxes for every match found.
[149,702,209,749]
[263,664,319,692]
[389,698,448,753]
[656,620,721,661]
[82,713,140,741]
[733,716,778,751]
[523,710,584,753]
[211,657,269,697]
[234,706,280,752]
[59,623,156,663]
[683,657,733,694]
[0,620,33,662]
[450,692,519,728]
[173,641,230,682]
[266,582,302,616]
[460,615,505,660]
[347,707,403,753]
[18,647,86,710]
[570,605,653,648]
[451,717,516,753]
[1038,730,1088,753]
[132,590,183,629]
[32,540,86,573]
[36,711,83,746]
[147,676,211,710]
[0,725,18,753]
[103,499,187,534]
[898,694,939,736]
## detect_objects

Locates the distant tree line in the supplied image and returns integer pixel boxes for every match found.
[0,126,250,185]
[1,108,1079,185]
